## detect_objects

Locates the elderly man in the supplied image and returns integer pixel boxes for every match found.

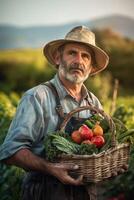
[0,26,109,199]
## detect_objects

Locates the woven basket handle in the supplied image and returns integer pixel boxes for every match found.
[60,105,117,147]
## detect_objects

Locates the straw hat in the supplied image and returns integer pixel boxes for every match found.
[43,26,109,75]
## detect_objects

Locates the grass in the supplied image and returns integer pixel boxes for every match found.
[0,48,47,69]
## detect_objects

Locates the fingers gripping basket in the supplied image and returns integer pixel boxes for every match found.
[57,105,130,183]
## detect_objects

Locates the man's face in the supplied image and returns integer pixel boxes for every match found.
[58,43,92,84]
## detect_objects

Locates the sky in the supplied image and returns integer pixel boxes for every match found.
[0,0,134,26]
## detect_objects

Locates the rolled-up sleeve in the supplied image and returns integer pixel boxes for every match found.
[0,92,45,161]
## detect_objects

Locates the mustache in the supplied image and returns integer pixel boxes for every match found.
[69,64,84,73]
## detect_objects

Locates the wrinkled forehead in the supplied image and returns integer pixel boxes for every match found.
[59,42,93,55]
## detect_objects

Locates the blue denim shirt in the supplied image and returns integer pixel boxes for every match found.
[0,74,102,160]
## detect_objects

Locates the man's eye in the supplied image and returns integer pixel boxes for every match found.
[69,51,76,56]
[82,53,91,60]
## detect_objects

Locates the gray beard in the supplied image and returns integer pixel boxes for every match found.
[58,63,90,84]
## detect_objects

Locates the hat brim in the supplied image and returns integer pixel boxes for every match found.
[43,39,109,75]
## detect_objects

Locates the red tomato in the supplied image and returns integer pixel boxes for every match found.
[71,130,82,144]
[79,124,93,140]
[91,135,105,148]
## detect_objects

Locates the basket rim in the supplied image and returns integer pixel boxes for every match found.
[58,143,130,159]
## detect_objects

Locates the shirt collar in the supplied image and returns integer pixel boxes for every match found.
[50,73,89,101]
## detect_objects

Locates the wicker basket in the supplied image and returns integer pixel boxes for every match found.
[57,105,130,183]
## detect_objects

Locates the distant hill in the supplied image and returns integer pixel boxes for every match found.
[86,15,134,39]
[0,14,134,49]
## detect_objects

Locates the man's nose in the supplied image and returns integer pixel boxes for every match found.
[75,53,83,64]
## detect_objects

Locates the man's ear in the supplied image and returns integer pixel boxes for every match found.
[53,51,61,65]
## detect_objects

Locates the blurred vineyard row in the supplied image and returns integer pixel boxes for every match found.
[0,92,23,200]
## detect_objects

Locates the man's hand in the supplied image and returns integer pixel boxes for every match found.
[47,162,84,185]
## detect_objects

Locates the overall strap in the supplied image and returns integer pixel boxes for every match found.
[42,81,65,119]
[85,90,93,106]
[85,91,97,115]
